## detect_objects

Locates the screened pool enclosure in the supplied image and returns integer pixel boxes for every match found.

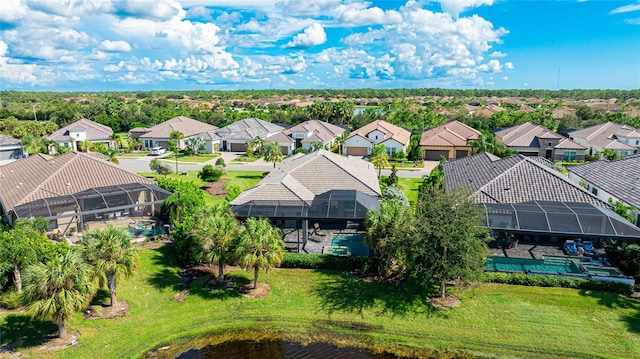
[482,201,640,240]
[9,183,172,231]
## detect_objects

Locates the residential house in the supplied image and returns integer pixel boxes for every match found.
[0,152,171,230]
[567,154,640,225]
[568,122,639,157]
[47,118,113,152]
[343,120,411,156]
[215,118,285,152]
[128,127,151,140]
[420,120,481,161]
[494,122,586,161]
[442,153,640,241]
[139,116,218,150]
[231,149,381,252]
[0,134,26,164]
[265,120,346,155]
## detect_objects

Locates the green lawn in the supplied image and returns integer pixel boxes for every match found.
[161,152,221,164]
[397,177,423,204]
[116,151,151,158]
[1,246,638,359]
[231,155,261,163]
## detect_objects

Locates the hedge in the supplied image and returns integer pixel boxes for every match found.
[281,252,372,271]
[482,272,635,295]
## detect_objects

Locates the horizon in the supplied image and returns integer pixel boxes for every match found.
[1,0,639,92]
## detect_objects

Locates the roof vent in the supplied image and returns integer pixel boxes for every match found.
[504,186,511,191]
[66,183,71,186]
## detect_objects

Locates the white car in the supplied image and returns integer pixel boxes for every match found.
[150,146,166,155]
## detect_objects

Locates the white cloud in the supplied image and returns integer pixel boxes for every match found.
[283,23,327,48]
[0,0,28,23]
[477,59,502,72]
[337,6,402,26]
[276,0,341,17]
[610,4,640,15]
[97,40,132,52]
[502,76,509,80]
[504,61,514,69]
[489,51,507,58]
[625,17,640,25]
[438,0,494,18]
[100,0,185,21]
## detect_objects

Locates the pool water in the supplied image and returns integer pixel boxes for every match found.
[485,257,582,274]
[331,234,370,257]
[128,225,163,238]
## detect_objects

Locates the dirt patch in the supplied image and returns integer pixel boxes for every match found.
[427,294,461,309]
[83,300,129,319]
[239,282,271,298]
[37,331,80,351]
[203,179,230,197]
[171,290,190,303]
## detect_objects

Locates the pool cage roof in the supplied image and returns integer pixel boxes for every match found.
[232,190,380,220]
[481,201,640,240]
[11,183,172,220]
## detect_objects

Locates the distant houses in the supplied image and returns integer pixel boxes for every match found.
[494,122,585,161]
[214,118,284,152]
[568,122,639,157]
[139,116,218,150]
[0,134,27,164]
[47,118,113,152]
[265,120,346,155]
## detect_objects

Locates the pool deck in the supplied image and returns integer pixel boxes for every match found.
[282,228,365,255]
[489,242,567,260]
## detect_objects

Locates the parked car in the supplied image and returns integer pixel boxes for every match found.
[150,146,166,155]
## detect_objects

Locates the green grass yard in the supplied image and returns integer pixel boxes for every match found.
[1,246,638,359]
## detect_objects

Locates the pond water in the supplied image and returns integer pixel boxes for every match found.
[176,339,401,359]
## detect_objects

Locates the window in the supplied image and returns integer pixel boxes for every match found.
[592,188,598,195]
[548,142,552,146]
[636,140,639,145]
[386,147,396,155]
[563,151,576,161]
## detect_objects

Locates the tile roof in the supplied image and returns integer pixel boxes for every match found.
[231,149,380,205]
[443,152,607,207]
[265,131,294,143]
[0,134,20,147]
[567,154,640,208]
[569,122,638,150]
[48,118,113,142]
[494,122,584,150]
[348,120,411,146]
[216,118,284,140]
[0,152,157,212]
[287,120,346,143]
[139,116,218,139]
[420,120,481,146]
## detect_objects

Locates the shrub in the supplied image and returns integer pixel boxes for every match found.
[392,151,406,161]
[0,291,22,309]
[281,252,371,271]
[482,272,634,295]
[224,184,241,202]
[198,164,223,182]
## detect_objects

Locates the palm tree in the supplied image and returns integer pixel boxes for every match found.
[78,139,93,152]
[106,148,119,164]
[191,205,239,284]
[248,136,265,154]
[235,218,284,289]
[370,152,389,177]
[21,134,46,155]
[22,251,95,339]
[169,130,185,150]
[307,140,326,153]
[109,133,122,149]
[185,136,206,155]
[79,224,138,306]
[264,141,283,168]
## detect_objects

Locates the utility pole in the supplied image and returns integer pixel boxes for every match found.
[33,103,39,121]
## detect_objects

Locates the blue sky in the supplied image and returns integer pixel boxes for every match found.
[0,0,638,91]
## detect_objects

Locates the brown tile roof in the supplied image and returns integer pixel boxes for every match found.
[495,122,584,150]
[348,120,411,146]
[420,120,481,146]
[140,116,218,139]
[443,153,607,207]
[231,149,380,205]
[48,118,113,142]
[0,152,156,212]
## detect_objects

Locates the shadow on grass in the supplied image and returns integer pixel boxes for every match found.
[147,245,183,292]
[1,314,57,350]
[188,273,250,300]
[312,270,441,318]
[578,289,640,334]
[234,174,264,179]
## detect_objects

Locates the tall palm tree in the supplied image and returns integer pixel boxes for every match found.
[191,205,240,284]
[264,141,283,168]
[370,152,389,177]
[235,218,284,289]
[169,130,184,173]
[79,224,138,306]
[248,136,265,154]
[22,251,94,339]
[21,134,46,155]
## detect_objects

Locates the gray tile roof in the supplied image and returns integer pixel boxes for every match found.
[0,134,20,147]
[48,118,113,142]
[495,122,583,149]
[216,118,284,140]
[231,149,380,205]
[0,152,156,212]
[443,153,607,207]
[567,154,640,208]
[569,122,638,150]
[287,120,345,143]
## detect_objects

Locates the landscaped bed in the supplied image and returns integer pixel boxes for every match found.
[1,245,638,359]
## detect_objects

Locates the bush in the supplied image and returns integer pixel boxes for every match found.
[482,272,634,295]
[198,164,223,182]
[281,252,372,271]
[224,184,241,202]
[392,151,406,161]
[0,291,23,309]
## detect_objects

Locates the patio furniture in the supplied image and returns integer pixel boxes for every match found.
[322,245,351,256]
[564,240,579,256]
[583,241,595,255]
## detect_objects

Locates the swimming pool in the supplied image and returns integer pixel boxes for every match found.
[330,234,370,257]
[485,256,582,274]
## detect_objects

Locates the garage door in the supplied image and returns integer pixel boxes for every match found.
[455,150,470,159]
[346,146,368,156]
[425,150,449,161]
[281,146,289,155]
[230,142,247,152]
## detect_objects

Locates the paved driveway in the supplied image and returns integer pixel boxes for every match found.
[119,152,431,178]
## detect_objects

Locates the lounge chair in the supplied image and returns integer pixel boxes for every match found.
[564,240,579,256]
[583,241,595,255]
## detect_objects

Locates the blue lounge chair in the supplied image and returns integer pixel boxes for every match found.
[564,240,579,256]
[583,241,594,254]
